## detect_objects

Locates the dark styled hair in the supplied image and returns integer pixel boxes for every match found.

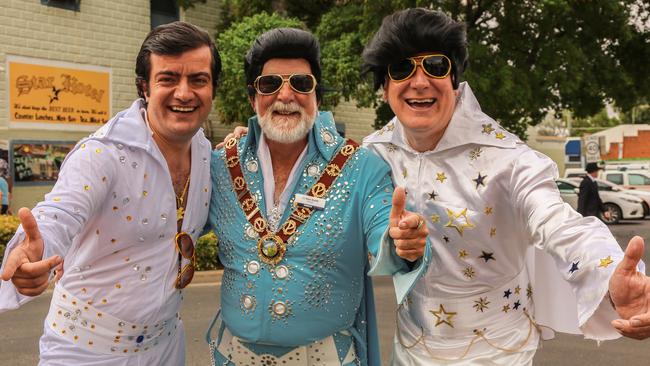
[135,21,222,99]
[362,8,468,90]
[244,28,322,102]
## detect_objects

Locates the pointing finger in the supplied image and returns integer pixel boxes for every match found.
[617,236,644,276]
[389,187,406,228]
[18,207,42,244]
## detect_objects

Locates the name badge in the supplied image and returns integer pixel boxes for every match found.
[294,193,326,210]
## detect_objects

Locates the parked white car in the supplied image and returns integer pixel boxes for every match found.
[593,179,650,218]
[555,178,645,224]
[600,169,650,192]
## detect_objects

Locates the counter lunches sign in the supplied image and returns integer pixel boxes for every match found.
[8,56,111,128]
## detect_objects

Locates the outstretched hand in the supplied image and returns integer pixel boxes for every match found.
[609,236,650,339]
[215,126,249,150]
[1,207,61,296]
[388,187,427,262]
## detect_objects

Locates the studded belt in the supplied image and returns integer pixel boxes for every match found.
[401,269,534,336]
[45,284,180,355]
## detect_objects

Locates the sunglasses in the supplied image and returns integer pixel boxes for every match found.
[253,74,317,95]
[387,54,452,82]
[174,231,195,289]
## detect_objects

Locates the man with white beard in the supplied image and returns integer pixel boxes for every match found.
[203,28,430,366]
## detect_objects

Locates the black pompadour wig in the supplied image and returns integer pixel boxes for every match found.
[244,28,322,102]
[362,8,468,90]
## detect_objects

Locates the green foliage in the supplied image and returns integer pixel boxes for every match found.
[176,0,206,10]
[195,231,221,271]
[0,215,20,265]
[215,12,304,125]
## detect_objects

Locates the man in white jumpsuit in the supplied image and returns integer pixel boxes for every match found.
[361,8,650,365]
[0,21,220,365]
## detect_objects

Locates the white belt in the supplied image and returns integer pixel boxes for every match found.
[45,284,179,355]
[403,269,534,336]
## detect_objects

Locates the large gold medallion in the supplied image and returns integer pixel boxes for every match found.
[257,234,286,265]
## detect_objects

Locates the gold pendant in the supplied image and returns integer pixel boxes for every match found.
[177,206,185,221]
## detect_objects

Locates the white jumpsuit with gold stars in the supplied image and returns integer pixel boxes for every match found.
[364,82,634,365]
[0,99,212,365]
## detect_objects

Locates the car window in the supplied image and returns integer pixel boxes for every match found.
[556,182,576,192]
[606,173,624,185]
[629,174,650,185]
[596,182,612,191]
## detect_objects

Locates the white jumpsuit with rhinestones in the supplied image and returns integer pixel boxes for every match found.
[364,82,637,365]
[0,99,212,365]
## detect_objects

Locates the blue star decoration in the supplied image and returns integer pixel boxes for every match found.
[443,235,450,243]
[473,173,487,189]
[569,261,580,274]
[428,189,438,200]
[513,300,521,310]
[503,289,512,299]
[479,251,495,262]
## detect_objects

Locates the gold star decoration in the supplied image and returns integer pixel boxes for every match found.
[599,255,614,268]
[436,172,447,183]
[402,169,408,178]
[526,283,533,299]
[430,304,457,328]
[489,227,497,237]
[463,266,476,279]
[502,304,511,313]
[469,147,483,160]
[444,208,475,236]
[458,249,469,259]
[385,122,395,131]
[386,143,397,152]
[473,297,490,312]
[430,214,440,223]
[481,124,495,135]
[484,206,493,215]
[514,285,521,295]
[495,132,506,140]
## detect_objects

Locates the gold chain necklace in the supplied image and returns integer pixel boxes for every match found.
[176,174,191,221]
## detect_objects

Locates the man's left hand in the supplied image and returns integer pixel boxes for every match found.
[388,187,427,262]
[609,236,650,339]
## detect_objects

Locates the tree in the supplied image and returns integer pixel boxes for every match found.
[214,12,304,125]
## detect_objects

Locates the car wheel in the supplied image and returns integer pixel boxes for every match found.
[642,202,650,218]
[600,203,622,224]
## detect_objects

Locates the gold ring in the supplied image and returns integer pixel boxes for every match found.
[416,216,424,230]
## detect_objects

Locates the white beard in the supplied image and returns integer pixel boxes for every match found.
[256,99,317,144]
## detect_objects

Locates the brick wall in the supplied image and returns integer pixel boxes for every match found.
[602,131,650,160]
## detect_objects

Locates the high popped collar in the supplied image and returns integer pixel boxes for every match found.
[243,111,346,161]
[364,82,523,155]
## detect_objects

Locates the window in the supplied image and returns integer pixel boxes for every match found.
[629,174,650,185]
[41,0,80,12]
[151,0,179,29]
[596,182,612,191]
[606,173,624,185]
[556,181,577,193]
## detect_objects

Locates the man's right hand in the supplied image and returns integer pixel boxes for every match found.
[1,207,62,296]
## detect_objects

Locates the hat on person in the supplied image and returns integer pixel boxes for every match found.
[585,162,602,173]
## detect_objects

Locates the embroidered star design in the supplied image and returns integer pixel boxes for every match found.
[430,214,440,223]
[473,297,490,312]
[444,208,475,236]
[502,304,511,313]
[430,304,457,328]
[385,123,395,131]
[481,123,495,135]
[463,266,476,279]
[503,289,512,299]
[489,227,497,237]
[495,132,506,140]
[386,143,397,152]
[458,249,469,259]
[479,251,495,262]
[484,206,493,215]
[436,172,447,183]
[469,147,483,160]
[514,286,521,295]
[443,235,450,243]
[428,189,438,200]
[513,300,521,310]
[599,256,614,268]
[402,169,408,178]
[473,173,487,189]
[526,283,533,299]
[569,261,580,273]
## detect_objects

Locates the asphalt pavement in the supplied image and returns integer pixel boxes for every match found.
[1,219,650,365]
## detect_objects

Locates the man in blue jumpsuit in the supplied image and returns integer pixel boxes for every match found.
[205,28,430,365]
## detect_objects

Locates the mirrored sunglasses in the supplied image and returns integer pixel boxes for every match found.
[387,54,452,82]
[253,74,317,95]
[174,231,195,289]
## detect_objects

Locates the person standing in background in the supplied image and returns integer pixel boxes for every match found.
[578,162,610,220]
